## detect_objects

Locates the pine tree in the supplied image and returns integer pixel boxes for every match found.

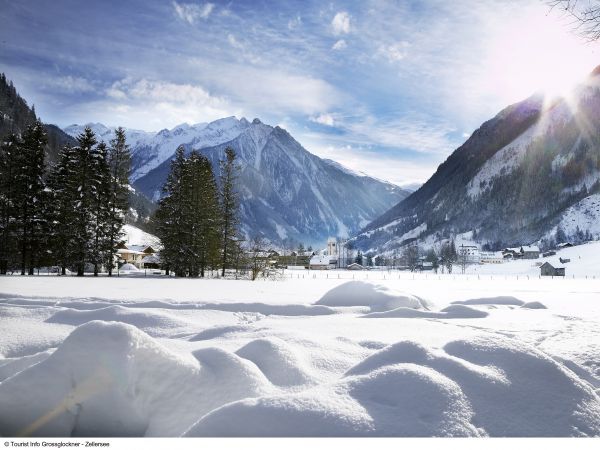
[0,134,20,274]
[185,151,220,277]
[105,128,131,276]
[89,142,111,276]
[46,144,79,275]
[155,146,188,276]
[219,147,240,277]
[71,127,97,276]
[14,121,47,275]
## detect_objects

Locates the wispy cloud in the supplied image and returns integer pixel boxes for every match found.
[376,41,410,63]
[172,1,214,24]
[332,39,347,50]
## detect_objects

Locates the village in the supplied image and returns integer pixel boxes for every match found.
[112,227,581,279]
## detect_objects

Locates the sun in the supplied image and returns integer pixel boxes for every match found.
[482,4,597,104]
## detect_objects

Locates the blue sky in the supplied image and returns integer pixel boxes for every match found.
[1,0,598,186]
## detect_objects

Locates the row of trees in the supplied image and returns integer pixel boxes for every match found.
[154,146,242,277]
[0,123,130,275]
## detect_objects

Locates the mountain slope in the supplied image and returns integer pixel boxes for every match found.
[356,70,600,253]
[0,73,76,164]
[130,118,408,245]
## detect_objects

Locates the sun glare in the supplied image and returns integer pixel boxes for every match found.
[483,5,598,104]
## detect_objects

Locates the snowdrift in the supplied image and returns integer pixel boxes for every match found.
[0,321,272,437]
[362,304,488,319]
[315,281,430,312]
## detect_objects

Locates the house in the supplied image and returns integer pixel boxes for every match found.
[542,250,556,257]
[540,262,565,277]
[557,242,574,249]
[347,262,364,270]
[479,251,503,264]
[502,247,522,259]
[520,245,540,259]
[117,244,157,269]
[559,257,571,264]
[419,261,434,271]
[309,254,337,270]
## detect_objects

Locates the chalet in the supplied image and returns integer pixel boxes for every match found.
[309,255,337,270]
[557,242,574,249]
[542,251,556,257]
[347,262,365,270]
[540,262,565,277]
[117,244,157,269]
[521,245,540,259]
[502,247,521,259]
[559,257,571,264]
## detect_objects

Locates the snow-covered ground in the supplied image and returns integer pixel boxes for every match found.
[1,272,599,437]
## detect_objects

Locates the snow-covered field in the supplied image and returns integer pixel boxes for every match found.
[1,273,599,437]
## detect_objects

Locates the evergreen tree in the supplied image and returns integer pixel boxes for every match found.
[219,147,240,277]
[0,134,20,274]
[46,144,79,275]
[71,127,97,276]
[155,146,188,276]
[14,121,47,275]
[89,142,111,276]
[105,127,131,276]
[184,151,220,277]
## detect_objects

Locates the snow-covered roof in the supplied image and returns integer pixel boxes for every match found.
[521,245,540,253]
[310,255,337,265]
[142,254,161,263]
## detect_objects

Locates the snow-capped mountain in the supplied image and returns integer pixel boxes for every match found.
[354,67,600,253]
[125,117,409,245]
[63,117,250,181]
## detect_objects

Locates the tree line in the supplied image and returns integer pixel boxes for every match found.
[0,123,130,275]
[153,145,242,277]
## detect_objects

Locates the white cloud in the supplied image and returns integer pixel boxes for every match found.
[172,1,214,24]
[310,113,335,126]
[101,78,236,129]
[376,41,410,63]
[331,11,351,35]
[332,39,347,51]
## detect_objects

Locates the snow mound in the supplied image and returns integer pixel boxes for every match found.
[0,349,52,382]
[236,338,315,387]
[185,363,480,437]
[0,321,273,437]
[46,306,187,331]
[199,302,335,316]
[119,263,139,271]
[0,321,199,436]
[344,338,600,436]
[521,301,547,310]
[189,325,253,341]
[316,281,430,312]
[452,296,524,306]
[362,304,488,319]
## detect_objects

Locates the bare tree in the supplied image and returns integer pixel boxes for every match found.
[548,0,600,41]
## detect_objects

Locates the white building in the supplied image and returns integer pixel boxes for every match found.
[327,237,338,256]
[309,255,337,270]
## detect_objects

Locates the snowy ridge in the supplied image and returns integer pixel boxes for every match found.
[64,117,251,181]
